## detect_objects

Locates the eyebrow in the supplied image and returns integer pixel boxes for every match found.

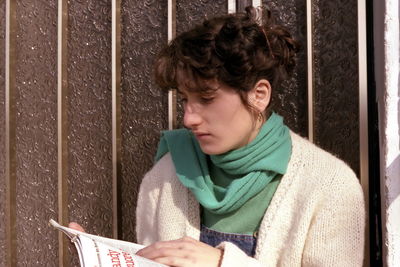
[176,82,220,96]
[176,88,185,95]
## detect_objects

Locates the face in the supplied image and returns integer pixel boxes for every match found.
[179,82,260,155]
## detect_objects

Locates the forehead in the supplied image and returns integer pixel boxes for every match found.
[176,78,221,95]
[175,66,220,91]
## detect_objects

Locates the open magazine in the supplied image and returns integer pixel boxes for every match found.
[49,219,166,267]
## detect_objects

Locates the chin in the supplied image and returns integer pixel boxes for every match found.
[199,145,228,155]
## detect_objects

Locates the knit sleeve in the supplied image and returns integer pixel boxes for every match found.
[301,167,366,266]
[216,242,264,267]
[136,168,160,246]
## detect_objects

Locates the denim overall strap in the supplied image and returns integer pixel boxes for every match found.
[199,224,257,257]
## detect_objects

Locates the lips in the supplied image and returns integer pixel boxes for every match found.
[192,131,211,139]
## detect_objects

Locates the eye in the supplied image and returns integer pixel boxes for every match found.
[180,96,188,103]
[199,91,216,104]
[200,96,215,104]
[177,92,188,103]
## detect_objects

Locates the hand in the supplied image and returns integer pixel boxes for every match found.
[68,222,85,232]
[136,236,222,267]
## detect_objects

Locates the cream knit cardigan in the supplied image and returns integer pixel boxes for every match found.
[136,132,365,266]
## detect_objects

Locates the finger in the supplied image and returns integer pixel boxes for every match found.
[179,236,198,244]
[153,256,196,267]
[178,236,213,250]
[180,237,211,248]
[136,240,196,258]
[140,247,194,261]
[68,222,85,232]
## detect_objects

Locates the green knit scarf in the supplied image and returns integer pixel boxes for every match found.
[155,112,292,214]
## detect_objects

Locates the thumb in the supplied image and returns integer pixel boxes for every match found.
[68,222,85,233]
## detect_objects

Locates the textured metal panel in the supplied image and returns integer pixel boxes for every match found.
[312,0,360,175]
[120,0,168,242]
[177,0,227,34]
[67,2,112,265]
[0,2,6,266]
[67,3,113,263]
[264,0,308,136]
[14,0,58,265]
[5,1,17,265]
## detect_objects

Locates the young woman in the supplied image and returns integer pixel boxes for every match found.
[134,6,365,267]
[69,6,364,267]
[131,6,366,267]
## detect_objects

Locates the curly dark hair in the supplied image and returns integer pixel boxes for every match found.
[154,6,299,113]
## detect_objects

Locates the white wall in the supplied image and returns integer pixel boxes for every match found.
[374,0,400,266]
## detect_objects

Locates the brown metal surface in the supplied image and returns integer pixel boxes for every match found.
[312,0,360,175]
[120,0,168,242]
[5,1,16,266]
[66,5,113,267]
[14,0,58,265]
[0,1,7,266]
[263,0,308,137]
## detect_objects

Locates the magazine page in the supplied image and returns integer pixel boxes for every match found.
[78,234,165,267]
[49,219,166,267]
[49,219,144,254]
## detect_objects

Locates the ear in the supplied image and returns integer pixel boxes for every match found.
[248,79,271,112]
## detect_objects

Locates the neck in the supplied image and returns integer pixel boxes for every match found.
[245,117,264,146]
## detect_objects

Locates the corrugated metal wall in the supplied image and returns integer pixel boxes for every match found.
[0,0,366,266]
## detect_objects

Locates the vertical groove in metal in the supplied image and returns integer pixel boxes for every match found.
[236,0,252,12]
[112,0,122,239]
[252,0,262,8]
[168,90,177,130]
[357,0,369,265]
[306,0,314,142]
[5,0,16,266]
[168,0,176,130]
[57,0,69,266]
[228,0,236,14]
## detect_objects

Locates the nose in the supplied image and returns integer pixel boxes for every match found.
[183,102,202,129]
